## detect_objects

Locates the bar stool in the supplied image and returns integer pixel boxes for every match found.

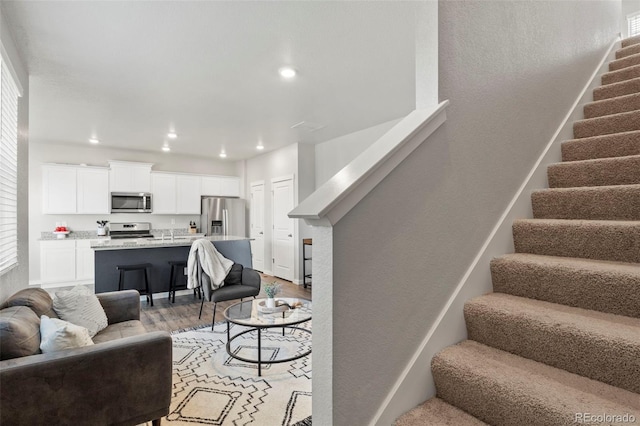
[116,263,153,306]
[168,260,201,303]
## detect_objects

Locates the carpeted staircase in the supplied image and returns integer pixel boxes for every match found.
[396,35,640,426]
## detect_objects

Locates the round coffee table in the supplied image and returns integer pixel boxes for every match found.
[223,297,312,376]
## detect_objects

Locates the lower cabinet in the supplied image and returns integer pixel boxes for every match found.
[40,240,95,286]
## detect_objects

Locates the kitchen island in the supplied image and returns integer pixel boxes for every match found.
[92,235,252,294]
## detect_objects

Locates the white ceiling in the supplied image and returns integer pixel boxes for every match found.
[3,1,417,161]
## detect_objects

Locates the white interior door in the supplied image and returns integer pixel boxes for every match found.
[250,181,265,272]
[271,176,294,281]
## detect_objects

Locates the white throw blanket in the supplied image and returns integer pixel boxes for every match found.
[187,239,234,291]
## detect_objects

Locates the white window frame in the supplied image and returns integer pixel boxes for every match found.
[628,11,640,38]
[0,53,21,276]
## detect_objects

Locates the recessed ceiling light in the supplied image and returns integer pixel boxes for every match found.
[279,67,297,79]
[162,146,171,152]
[167,132,177,139]
[256,144,264,150]
[89,138,99,144]
[219,152,227,158]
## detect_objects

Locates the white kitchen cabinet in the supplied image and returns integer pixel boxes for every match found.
[218,176,241,197]
[200,176,240,197]
[42,164,109,214]
[151,172,177,214]
[40,240,77,284]
[42,166,77,214]
[77,168,109,214]
[75,240,95,281]
[176,175,201,214]
[109,161,152,193]
[40,240,97,286]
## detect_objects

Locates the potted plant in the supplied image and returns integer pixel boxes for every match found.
[263,281,280,308]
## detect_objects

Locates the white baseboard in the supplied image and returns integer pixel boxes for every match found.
[371,36,621,426]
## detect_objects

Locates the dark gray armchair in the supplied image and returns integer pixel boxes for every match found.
[197,261,261,329]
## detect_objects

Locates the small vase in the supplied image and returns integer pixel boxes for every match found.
[266,298,275,308]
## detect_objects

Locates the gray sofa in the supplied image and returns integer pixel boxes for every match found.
[0,288,172,426]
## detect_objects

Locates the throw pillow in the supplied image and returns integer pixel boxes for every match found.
[224,263,243,286]
[0,288,58,318]
[53,286,108,337]
[39,315,94,354]
[0,306,41,360]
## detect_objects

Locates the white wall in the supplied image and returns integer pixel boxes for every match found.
[0,5,30,302]
[245,143,315,283]
[315,118,401,187]
[622,0,640,37]
[28,141,240,282]
[328,1,620,424]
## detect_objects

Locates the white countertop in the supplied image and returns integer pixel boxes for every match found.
[91,235,250,250]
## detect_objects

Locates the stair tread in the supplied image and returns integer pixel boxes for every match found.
[514,217,640,226]
[547,154,640,188]
[622,35,640,48]
[602,64,640,85]
[531,183,640,220]
[609,52,640,71]
[616,42,640,59]
[395,398,487,426]
[584,92,640,118]
[467,293,640,340]
[434,341,640,419]
[561,130,640,161]
[593,76,640,101]
[494,252,640,275]
[573,109,640,138]
[550,152,640,167]
[491,253,640,317]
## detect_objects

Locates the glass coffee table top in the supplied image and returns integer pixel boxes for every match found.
[224,297,312,327]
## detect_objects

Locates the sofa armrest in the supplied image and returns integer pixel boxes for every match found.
[97,290,140,324]
[242,268,261,290]
[0,331,172,426]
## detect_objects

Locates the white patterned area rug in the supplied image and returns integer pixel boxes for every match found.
[166,321,312,426]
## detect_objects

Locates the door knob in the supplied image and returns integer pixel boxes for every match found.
[259,231,264,235]
[288,234,292,237]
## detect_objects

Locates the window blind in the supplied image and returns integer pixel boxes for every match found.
[0,58,19,275]
[629,12,640,37]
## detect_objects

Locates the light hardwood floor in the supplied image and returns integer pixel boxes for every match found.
[140,273,312,332]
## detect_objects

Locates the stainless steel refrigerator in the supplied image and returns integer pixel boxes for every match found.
[201,197,246,237]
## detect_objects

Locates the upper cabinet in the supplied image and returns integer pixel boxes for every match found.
[201,176,240,197]
[176,175,201,214]
[42,165,109,214]
[150,172,177,214]
[108,161,152,193]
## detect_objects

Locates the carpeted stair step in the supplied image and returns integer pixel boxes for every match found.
[561,130,640,161]
[609,52,640,71]
[547,154,640,188]
[602,64,640,85]
[395,397,487,426]
[623,35,640,48]
[584,92,640,118]
[432,340,640,426]
[512,218,640,263]
[531,184,640,220]
[464,293,640,393]
[573,110,640,138]
[593,77,640,101]
[616,42,640,59]
[491,253,640,318]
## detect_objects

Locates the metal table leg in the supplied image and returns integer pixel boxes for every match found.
[258,328,262,376]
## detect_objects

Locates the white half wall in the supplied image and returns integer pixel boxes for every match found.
[0,4,29,301]
[324,1,620,424]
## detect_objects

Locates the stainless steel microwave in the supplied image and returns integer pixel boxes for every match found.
[111,192,152,213]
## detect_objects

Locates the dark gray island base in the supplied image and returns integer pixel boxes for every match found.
[94,240,253,295]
